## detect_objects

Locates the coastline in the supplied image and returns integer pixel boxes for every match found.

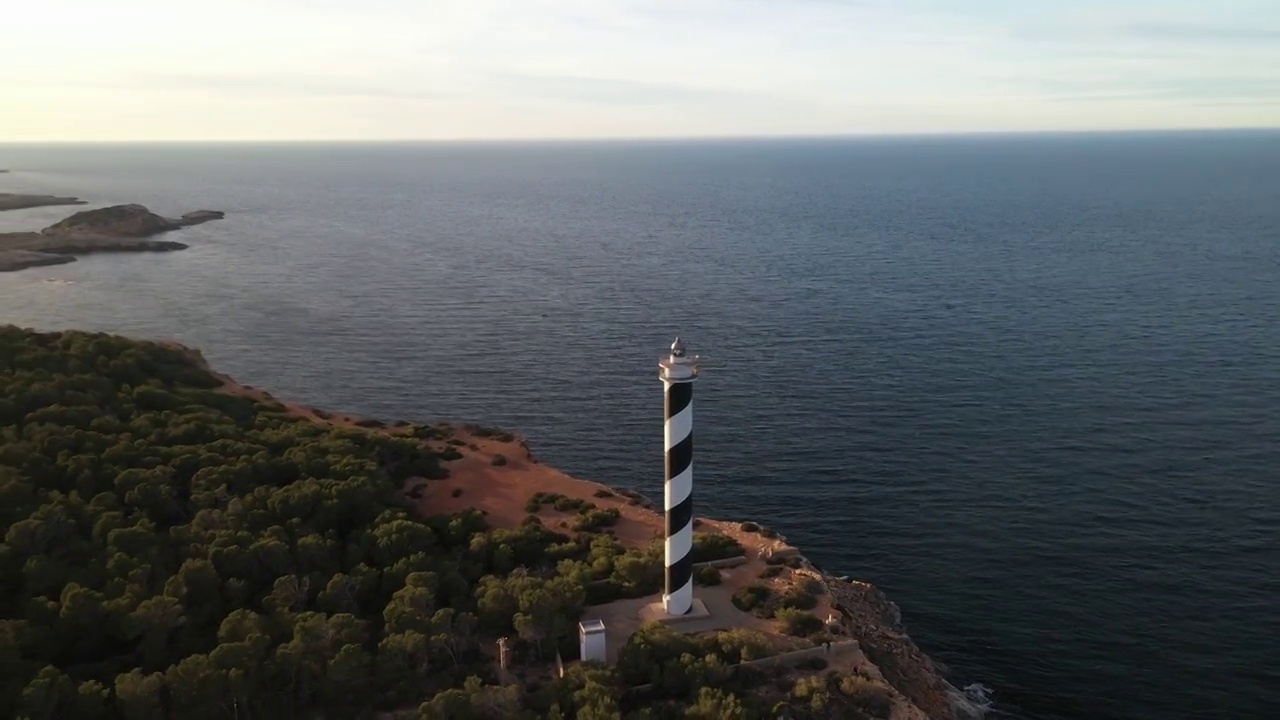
[175,341,974,719]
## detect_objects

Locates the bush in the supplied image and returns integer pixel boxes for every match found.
[553,497,591,513]
[411,424,447,440]
[692,533,744,563]
[521,514,543,526]
[446,438,467,447]
[776,608,824,637]
[784,556,804,569]
[779,588,818,611]
[593,489,615,499]
[526,491,566,512]
[439,447,464,462]
[572,508,621,532]
[491,454,508,467]
[313,409,331,420]
[694,566,722,586]
[354,418,384,428]
[450,488,463,498]
[760,528,779,539]
[739,521,760,533]
[463,424,515,442]
[759,566,783,579]
[798,577,825,595]
[731,585,771,612]
[393,420,411,427]
[838,675,895,719]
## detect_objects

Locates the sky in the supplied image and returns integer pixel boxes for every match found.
[3,0,1279,141]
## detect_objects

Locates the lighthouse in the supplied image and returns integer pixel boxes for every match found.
[659,337,700,615]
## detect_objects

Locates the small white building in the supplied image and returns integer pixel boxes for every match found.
[578,619,606,663]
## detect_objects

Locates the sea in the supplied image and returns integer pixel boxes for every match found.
[2,132,1278,720]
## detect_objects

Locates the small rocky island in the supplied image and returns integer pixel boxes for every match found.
[0,204,224,273]
[0,193,87,211]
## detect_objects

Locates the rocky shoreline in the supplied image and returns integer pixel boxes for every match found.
[0,203,224,272]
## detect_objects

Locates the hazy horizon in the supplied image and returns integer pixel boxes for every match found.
[6,0,1280,142]
[2,127,1280,146]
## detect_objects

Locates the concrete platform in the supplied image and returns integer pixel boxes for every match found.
[638,598,711,624]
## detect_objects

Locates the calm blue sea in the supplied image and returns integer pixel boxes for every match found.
[2,132,1278,720]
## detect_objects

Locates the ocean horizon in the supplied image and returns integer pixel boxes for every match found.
[3,131,1278,719]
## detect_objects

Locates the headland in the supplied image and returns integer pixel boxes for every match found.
[0,203,224,272]
[177,338,970,719]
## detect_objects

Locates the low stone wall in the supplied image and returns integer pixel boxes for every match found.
[692,555,748,570]
[738,639,860,670]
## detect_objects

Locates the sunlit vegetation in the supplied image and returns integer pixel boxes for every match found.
[1,327,895,719]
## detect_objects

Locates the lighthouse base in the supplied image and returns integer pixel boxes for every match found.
[639,598,712,624]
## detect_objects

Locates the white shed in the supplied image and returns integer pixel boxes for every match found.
[578,619,606,663]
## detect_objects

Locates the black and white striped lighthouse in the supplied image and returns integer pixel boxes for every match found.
[659,337,700,615]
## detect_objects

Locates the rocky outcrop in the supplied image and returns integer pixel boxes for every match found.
[0,203,223,273]
[178,210,225,226]
[41,203,223,238]
[0,193,87,212]
[823,576,959,720]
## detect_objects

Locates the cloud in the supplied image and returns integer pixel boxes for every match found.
[1117,21,1280,43]
[142,73,454,102]
[1028,76,1280,104]
[485,73,756,106]
[1014,18,1280,47]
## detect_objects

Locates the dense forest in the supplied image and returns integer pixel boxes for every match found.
[1,326,896,719]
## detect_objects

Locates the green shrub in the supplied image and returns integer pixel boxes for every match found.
[439,447,464,461]
[553,497,591,512]
[731,585,771,612]
[354,418,384,428]
[411,424,446,439]
[592,489,615,499]
[739,521,761,533]
[446,438,467,447]
[784,556,804,569]
[776,608,824,637]
[521,514,542,526]
[572,508,621,532]
[694,566,722,586]
[692,533,744,563]
[760,528,779,539]
[462,424,515,442]
[759,566,783,579]
[798,577,825,595]
[779,588,818,611]
[490,454,508,466]
[837,675,895,719]
[525,491,567,512]
[450,487,463,498]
